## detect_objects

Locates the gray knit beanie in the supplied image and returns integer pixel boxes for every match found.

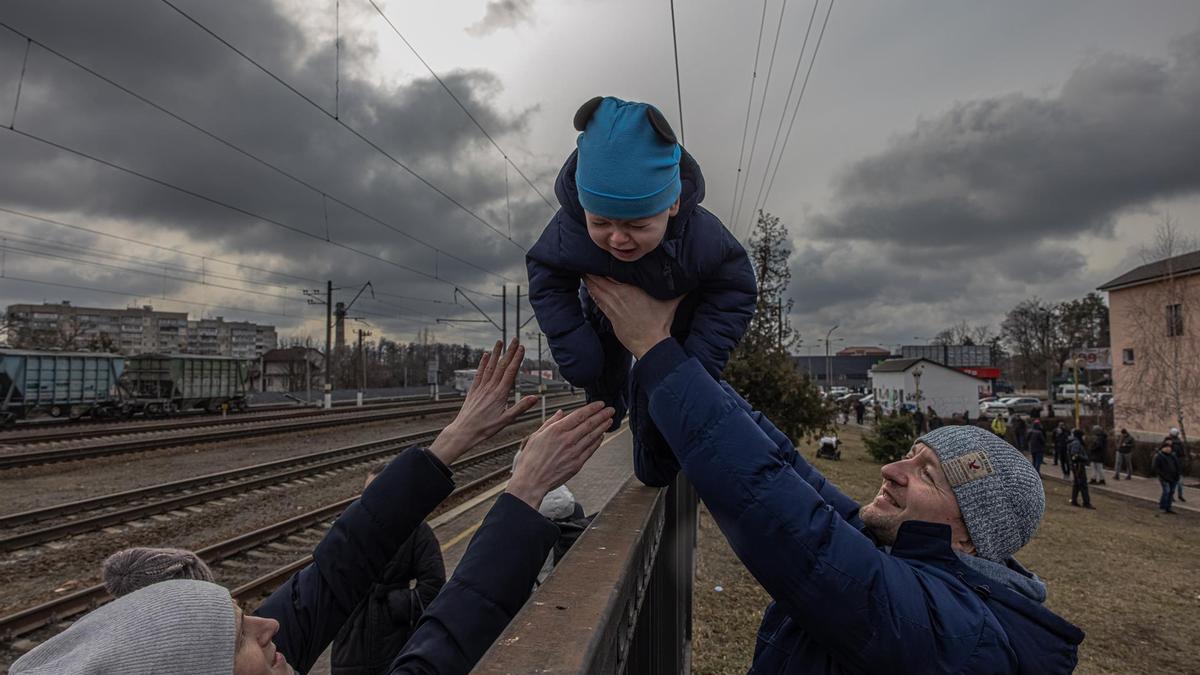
[917,425,1045,561]
[10,579,235,674]
[102,547,215,597]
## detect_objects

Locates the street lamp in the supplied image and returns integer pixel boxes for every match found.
[823,325,839,391]
[912,364,924,414]
[1071,356,1086,429]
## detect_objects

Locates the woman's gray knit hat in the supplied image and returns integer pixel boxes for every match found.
[917,425,1045,561]
[11,579,235,674]
[102,547,215,597]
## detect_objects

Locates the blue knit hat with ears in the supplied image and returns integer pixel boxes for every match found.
[573,96,682,220]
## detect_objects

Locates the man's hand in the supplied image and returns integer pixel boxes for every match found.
[507,401,616,509]
[584,275,682,359]
[429,338,538,466]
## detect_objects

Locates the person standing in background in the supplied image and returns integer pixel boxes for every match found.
[1113,428,1135,481]
[1027,419,1046,475]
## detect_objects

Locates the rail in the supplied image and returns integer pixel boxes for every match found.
[475,472,697,675]
[0,437,526,641]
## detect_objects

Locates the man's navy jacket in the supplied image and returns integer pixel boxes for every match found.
[256,448,558,674]
[635,338,1085,674]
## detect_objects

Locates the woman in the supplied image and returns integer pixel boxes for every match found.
[13,339,615,675]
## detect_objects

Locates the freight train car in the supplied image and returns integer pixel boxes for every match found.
[122,353,249,415]
[0,350,126,425]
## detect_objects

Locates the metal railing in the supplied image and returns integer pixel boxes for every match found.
[475,472,697,674]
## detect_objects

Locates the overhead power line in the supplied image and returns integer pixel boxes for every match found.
[729,0,769,224]
[1,126,498,298]
[745,0,821,231]
[731,0,789,235]
[0,205,319,286]
[0,227,294,292]
[0,23,515,287]
[156,0,527,253]
[758,0,836,212]
[669,0,686,146]
[0,274,308,320]
[366,0,556,214]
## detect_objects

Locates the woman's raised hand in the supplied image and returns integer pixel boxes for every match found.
[507,401,615,509]
[429,338,539,466]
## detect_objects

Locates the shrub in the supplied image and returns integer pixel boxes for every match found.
[865,415,915,464]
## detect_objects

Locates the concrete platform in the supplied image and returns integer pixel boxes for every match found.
[306,426,634,674]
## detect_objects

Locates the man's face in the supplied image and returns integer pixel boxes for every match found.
[860,443,975,554]
[232,605,293,675]
[584,199,679,262]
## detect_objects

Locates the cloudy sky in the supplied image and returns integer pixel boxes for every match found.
[0,0,1198,353]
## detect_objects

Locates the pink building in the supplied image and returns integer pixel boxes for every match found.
[1098,251,1200,437]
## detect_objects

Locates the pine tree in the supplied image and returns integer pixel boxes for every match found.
[725,211,832,443]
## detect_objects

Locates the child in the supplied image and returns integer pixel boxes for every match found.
[527,96,757,487]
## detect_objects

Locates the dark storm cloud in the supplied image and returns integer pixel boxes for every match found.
[778,28,1200,346]
[0,0,555,338]
[466,0,536,37]
[810,28,1200,251]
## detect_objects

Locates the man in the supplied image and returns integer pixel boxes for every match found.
[927,406,943,430]
[912,407,926,435]
[1053,422,1071,478]
[991,413,1008,439]
[1165,428,1187,502]
[1153,440,1181,515]
[1113,428,1135,481]
[1089,425,1108,485]
[854,398,866,425]
[1011,415,1028,454]
[331,464,446,675]
[1068,429,1094,509]
[1027,419,1046,475]
[585,277,1083,674]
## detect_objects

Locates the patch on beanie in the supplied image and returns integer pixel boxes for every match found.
[942,451,994,487]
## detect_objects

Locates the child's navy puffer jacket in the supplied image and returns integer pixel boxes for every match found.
[527,147,757,486]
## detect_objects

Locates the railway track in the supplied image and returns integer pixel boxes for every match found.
[0,435,527,642]
[0,394,576,470]
[0,394,464,446]
[0,401,583,552]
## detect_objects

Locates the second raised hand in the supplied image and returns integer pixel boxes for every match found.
[429,338,539,466]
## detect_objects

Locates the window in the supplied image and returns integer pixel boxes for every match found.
[1167,304,1184,337]
[1122,348,1135,365]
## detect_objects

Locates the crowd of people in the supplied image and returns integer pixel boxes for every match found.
[854,395,1191,517]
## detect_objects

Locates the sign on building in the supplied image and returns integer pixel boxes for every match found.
[1070,348,1111,370]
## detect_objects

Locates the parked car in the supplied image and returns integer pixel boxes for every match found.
[1055,383,1091,402]
[980,397,1018,417]
[828,386,850,396]
[1004,396,1043,415]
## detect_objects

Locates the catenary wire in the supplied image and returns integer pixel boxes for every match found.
[0,23,516,286]
[746,0,820,222]
[367,0,556,214]
[731,0,789,236]
[728,0,769,224]
[669,0,686,146]
[758,0,835,211]
[156,0,526,253]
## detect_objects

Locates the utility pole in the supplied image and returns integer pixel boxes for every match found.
[356,327,372,407]
[502,285,507,347]
[515,285,521,405]
[303,281,334,409]
[528,330,546,423]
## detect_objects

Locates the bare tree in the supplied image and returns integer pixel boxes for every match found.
[1120,217,1199,453]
